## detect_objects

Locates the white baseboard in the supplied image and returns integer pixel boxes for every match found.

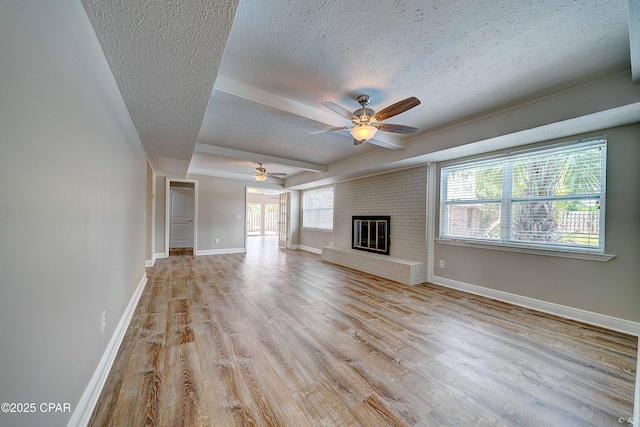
[196,248,246,256]
[68,273,147,427]
[635,346,639,427]
[293,245,322,254]
[432,275,640,336]
[433,275,640,421]
[146,253,166,266]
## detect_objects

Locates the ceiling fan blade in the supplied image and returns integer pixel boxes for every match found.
[309,126,352,135]
[322,102,358,121]
[268,172,287,177]
[372,96,421,122]
[375,123,419,134]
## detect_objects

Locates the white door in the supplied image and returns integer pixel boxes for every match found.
[278,192,289,248]
[169,186,194,248]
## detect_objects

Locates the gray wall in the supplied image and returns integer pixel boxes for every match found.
[155,175,167,254]
[192,174,249,250]
[155,175,289,253]
[300,229,334,250]
[146,162,155,261]
[289,190,301,247]
[433,124,640,322]
[0,1,147,426]
[299,186,335,251]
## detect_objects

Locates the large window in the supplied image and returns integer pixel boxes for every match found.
[303,187,334,230]
[440,137,606,254]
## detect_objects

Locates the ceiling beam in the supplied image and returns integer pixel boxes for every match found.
[214,76,406,150]
[215,75,346,128]
[363,135,407,150]
[194,143,328,172]
[630,0,640,83]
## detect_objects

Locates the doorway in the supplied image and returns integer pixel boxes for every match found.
[247,202,279,236]
[165,179,198,256]
[246,187,288,248]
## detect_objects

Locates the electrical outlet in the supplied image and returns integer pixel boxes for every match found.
[215,238,220,244]
[101,311,106,333]
[439,260,445,268]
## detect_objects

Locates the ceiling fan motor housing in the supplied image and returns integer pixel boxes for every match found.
[354,108,374,123]
[356,95,370,105]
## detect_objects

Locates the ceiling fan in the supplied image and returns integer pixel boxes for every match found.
[311,95,421,145]
[253,163,287,182]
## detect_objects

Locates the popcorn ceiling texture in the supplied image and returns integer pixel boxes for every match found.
[81,0,239,172]
[80,0,631,180]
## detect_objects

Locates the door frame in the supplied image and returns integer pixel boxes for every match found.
[165,178,198,255]
[245,187,290,249]
[278,192,290,248]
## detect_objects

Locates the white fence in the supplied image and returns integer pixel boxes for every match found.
[247,204,279,234]
[558,211,599,235]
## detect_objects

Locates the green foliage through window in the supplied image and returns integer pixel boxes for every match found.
[440,137,606,253]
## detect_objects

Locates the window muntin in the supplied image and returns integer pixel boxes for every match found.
[303,187,334,230]
[440,138,606,253]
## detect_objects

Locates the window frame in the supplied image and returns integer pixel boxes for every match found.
[438,137,610,258]
[302,186,334,231]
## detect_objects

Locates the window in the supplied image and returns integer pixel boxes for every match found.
[440,137,606,254]
[303,187,334,230]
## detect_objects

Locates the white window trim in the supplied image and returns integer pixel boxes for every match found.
[439,137,611,259]
[435,238,615,262]
[302,186,334,231]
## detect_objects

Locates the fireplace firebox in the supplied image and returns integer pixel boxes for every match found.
[352,216,390,255]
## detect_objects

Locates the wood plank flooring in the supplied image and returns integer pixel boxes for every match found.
[90,236,637,426]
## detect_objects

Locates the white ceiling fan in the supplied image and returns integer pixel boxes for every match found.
[253,163,287,182]
[311,95,421,145]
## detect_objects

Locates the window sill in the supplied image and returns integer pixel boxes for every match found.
[435,238,615,262]
[302,227,333,232]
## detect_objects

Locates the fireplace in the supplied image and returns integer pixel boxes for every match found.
[352,216,390,255]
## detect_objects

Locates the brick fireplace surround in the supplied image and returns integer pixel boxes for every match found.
[321,165,429,286]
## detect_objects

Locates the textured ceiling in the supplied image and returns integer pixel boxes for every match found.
[81,0,638,186]
[218,0,630,129]
[197,90,378,165]
[81,0,239,176]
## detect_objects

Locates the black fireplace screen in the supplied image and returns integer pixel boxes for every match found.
[352,216,390,255]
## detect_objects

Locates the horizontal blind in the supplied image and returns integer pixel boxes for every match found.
[441,137,606,253]
[303,187,334,230]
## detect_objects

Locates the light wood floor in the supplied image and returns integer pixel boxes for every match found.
[90,236,637,426]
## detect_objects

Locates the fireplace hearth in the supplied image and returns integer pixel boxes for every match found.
[352,216,390,255]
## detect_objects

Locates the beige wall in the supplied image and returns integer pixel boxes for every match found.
[0,1,147,425]
[433,124,640,322]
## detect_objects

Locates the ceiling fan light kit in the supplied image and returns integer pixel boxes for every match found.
[350,123,378,142]
[252,163,286,182]
[315,94,421,146]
